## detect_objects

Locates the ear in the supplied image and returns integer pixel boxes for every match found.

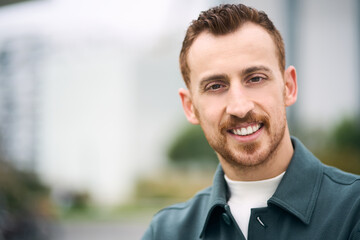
[179,88,200,125]
[284,66,298,107]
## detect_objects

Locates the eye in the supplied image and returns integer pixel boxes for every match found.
[210,84,223,90]
[245,74,268,86]
[204,82,227,92]
[249,76,264,83]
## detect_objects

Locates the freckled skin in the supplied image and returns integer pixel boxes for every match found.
[179,23,298,181]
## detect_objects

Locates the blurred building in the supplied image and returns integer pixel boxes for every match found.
[0,36,42,169]
[0,0,358,206]
[0,0,38,168]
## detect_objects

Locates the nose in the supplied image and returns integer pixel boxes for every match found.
[225,86,254,119]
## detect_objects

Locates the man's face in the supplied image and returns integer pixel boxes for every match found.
[180,23,297,170]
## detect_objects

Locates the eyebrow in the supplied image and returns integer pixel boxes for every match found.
[199,74,229,89]
[241,65,272,76]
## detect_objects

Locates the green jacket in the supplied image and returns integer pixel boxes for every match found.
[142,138,360,239]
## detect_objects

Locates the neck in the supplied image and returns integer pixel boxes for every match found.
[221,128,293,181]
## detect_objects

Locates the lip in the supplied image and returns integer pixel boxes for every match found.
[227,124,264,143]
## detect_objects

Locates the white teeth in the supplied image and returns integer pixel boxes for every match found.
[252,125,258,132]
[252,124,260,132]
[232,124,261,136]
[241,128,247,135]
[247,126,252,133]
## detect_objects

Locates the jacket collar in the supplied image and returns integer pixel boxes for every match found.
[199,137,323,237]
[199,164,228,238]
[268,137,323,224]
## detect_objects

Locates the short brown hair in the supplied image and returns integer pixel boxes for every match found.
[179,4,285,87]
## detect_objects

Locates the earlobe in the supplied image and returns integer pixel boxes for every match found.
[179,88,200,125]
[284,66,298,107]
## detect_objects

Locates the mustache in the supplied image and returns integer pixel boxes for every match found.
[220,111,270,130]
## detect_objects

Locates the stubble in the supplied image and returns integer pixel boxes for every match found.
[196,108,287,170]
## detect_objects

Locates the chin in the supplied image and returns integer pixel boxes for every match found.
[233,153,268,168]
[218,146,271,168]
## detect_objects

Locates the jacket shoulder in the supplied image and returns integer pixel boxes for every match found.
[143,187,212,240]
[323,165,360,185]
[155,186,212,217]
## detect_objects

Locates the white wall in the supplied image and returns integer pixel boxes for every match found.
[297,0,358,126]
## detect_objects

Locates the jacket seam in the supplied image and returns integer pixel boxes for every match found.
[155,192,211,214]
[323,171,360,185]
[305,164,323,222]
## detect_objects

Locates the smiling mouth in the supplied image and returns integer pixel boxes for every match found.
[229,123,264,136]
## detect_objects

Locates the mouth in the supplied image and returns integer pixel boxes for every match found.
[228,123,264,136]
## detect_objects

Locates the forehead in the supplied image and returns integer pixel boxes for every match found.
[187,23,279,83]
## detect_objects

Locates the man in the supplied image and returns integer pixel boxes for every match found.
[142,4,360,240]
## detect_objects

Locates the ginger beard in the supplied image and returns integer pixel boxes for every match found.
[193,100,287,169]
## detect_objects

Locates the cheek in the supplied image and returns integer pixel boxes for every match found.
[249,84,282,104]
[265,84,286,107]
[267,95,287,123]
[255,89,286,118]
[200,109,220,127]
[197,98,225,124]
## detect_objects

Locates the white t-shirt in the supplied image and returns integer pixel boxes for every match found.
[224,172,285,239]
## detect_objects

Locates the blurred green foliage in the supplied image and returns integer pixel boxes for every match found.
[0,159,54,239]
[314,117,360,174]
[67,191,90,212]
[0,160,50,213]
[167,124,217,165]
[135,170,212,200]
[332,117,360,151]
[134,167,214,213]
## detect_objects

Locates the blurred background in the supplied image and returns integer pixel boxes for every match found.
[0,0,359,239]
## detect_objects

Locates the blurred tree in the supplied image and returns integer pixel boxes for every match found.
[0,160,54,239]
[0,161,49,212]
[67,191,90,212]
[314,117,360,175]
[332,117,360,151]
[167,124,217,165]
